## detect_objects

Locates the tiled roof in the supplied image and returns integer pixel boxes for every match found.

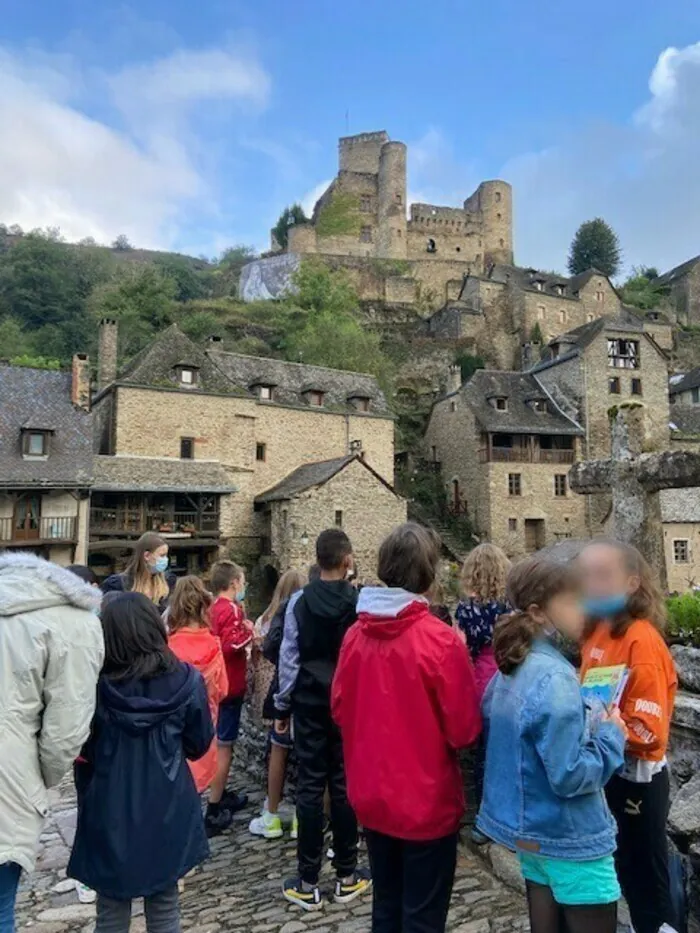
[255,454,397,504]
[670,367,700,397]
[484,264,609,301]
[93,456,239,493]
[0,365,92,488]
[459,370,583,435]
[669,407,700,435]
[655,255,700,287]
[532,310,656,373]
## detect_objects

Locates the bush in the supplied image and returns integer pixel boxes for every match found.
[667,591,700,646]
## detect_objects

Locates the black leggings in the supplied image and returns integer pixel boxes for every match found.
[526,882,617,933]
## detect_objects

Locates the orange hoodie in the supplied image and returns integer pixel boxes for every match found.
[580,618,677,762]
[169,627,228,792]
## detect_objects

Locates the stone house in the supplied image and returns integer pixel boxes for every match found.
[659,489,700,592]
[0,356,92,565]
[424,368,586,557]
[254,454,406,577]
[90,320,398,579]
[654,255,700,326]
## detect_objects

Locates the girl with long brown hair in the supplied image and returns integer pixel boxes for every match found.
[579,539,678,933]
[478,554,626,933]
[101,532,173,612]
[168,576,228,794]
[249,568,307,840]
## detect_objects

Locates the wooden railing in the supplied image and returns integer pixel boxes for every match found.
[0,515,77,543]
[478,447,575,464]
[90,508,220,537]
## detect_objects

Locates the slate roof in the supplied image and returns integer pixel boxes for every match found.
[669,408,700,435]
[660,488,700,523]
[93,456,239,493]
[531,310,658,373]
[103,325,390,416]
[484,264,609,301]
[255,454,397,504]
[669,367,700,397]
[459,370,583,436]
[655,256,700,287]
[0,365,93,488]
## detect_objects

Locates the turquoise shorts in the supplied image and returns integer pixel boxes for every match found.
[518,852,621,906]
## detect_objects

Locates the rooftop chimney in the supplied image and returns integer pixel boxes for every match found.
[71,353,91,411]
[98,318,118,390]
[447,364,462,395]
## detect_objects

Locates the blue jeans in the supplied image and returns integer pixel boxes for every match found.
[0,863,21,933]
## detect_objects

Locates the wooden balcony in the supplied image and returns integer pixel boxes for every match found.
[90,507,220,538]
[0,515,77,545]
[478,447,575,465]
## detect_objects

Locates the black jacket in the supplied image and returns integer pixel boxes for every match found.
[261,602,286,721]
[68,663,212,899]
[101,571,177,614]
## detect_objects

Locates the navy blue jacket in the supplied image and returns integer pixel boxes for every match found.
[68,662,213,899]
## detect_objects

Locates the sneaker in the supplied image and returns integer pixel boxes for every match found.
[290,816,298,841]
[221,790,248,813]
[205,807,233,838]
[76,883,96,904]
[327,846,335,860]
[334,868,372,904]
[249,810,284,839]
[278,801,296,826]
[282,877,323,912]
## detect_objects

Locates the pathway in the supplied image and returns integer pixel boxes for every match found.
[16,780,530,933]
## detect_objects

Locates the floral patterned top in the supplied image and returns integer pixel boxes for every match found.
[456,598,509,661]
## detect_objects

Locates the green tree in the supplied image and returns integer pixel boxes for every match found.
[567,218,621,278]
[0,316,28,357]
[292,258,358,316]
[287,310,389,382]
[620,266,668,310]
[272,204,307,250]
[212,246,257,297]
[154,256,211,302]
[112,234,133,251]
[90,266,176,357]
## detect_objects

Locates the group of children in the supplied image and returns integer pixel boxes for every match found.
[62,526,680,933]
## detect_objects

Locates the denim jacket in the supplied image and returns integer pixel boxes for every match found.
[477,638,625,860]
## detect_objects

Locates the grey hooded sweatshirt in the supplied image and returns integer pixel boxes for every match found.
[0,552,104,873]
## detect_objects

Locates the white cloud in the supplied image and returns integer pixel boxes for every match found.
[300,179,331,218]
[0,43,271,248]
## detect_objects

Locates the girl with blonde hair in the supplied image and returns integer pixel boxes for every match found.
[102,532,173,612]
[249,568,307,840]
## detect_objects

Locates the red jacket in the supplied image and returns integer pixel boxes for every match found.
[210,597,252,700]
[332,589,481,841]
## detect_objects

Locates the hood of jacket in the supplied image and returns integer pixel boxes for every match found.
[169,627,221,673]
[0,551,101,617]
[356,587,429,640]
[99,662,195,736]
[302,578,358,626]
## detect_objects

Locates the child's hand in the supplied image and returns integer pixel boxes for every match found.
[274,718,290,736]
[602,706,627,737]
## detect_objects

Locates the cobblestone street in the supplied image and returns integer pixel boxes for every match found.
[15,780,529,933]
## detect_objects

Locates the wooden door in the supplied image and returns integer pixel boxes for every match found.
[14,496,41,540]
[525,519,545,552]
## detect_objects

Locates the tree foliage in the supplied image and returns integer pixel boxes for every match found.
[567,218,621,278]
[112,234,133,251]
[620,266,668,311]
[272,204,307,249]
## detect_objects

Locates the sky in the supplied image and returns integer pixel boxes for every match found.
[3,1,700,275]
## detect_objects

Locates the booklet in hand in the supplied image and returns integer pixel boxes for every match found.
[581,664,629,709]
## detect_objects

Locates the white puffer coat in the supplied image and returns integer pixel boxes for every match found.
[0,552,104,873]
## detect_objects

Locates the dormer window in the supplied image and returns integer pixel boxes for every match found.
[555,285,564,296]
[348,393,371,412]
[492,397,508,411]
[529,399,548,413]
[175,365,199,387]
[22,429,51,458]
[259,385,273,401]
[533,281,543,292]
[309,390,324,407]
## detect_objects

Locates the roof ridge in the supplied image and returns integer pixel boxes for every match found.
[207,348,380,382]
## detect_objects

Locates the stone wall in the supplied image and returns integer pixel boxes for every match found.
[665,521,700,592]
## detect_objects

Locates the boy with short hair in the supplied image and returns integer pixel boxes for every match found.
[275,530,371,911]
[207,560,253,837]
[332,523,481,933]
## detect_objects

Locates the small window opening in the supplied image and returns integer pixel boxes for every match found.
[335,510,343,528]
[180,437,194,460]
[256,443,267,462]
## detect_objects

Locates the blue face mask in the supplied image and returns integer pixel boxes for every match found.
[150,556,169,575]
[235,586,247,604]
[583,593,628,618]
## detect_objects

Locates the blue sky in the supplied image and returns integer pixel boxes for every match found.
[3,0,700,274]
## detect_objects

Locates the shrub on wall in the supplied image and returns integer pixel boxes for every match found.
[667,591,700,646]
[316,194,361,238]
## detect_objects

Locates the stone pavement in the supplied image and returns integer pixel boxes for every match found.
[15,779,530,933]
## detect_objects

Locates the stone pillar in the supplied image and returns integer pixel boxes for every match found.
[71,353,90,411]
[98,319,118,390]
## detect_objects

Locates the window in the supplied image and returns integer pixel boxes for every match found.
[631,378,643,396]
[587,313,595,322]
[495,191,502,203]
[179,368,194,384]
[395,193,402,205]
[360,226,372,243]
[23,431,48,457]
[537,305,545,321]
[559,309,566,324]
[508,518,517,532]
[450,400,457,413]
[608,338,640,369]
[532,399,547,413]
[496,212,502,221]
[431,446,438,462]
[259,385,273,401]
[508,473,522,496]
[309,390,324,407]
[426,237,437,253]
[335,510,343,528]
[499,238,505,247]
[180,437,194,459]
[674,539,690,564]
[352,396,370,412]
[692,387,700,404]
[609,376,621,395]
[494,397,508,411]
[360,195,371,212]
[256,443,266,462]
[596,290,604,302]
[396,229,402,238]
[554,474,567,497]
[534,281,543,292]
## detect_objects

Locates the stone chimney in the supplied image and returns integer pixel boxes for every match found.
[98,318,118,390]
[447,364,462,394]
[71,353,91,411]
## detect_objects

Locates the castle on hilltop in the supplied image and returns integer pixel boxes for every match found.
[240,130,513,310]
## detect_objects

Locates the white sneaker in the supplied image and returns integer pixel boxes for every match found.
[264,798,295,827]
[249,810,284,839]
[76,883,96,904]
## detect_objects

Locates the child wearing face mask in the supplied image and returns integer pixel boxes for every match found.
[478,555,627,933]
[579,540,678,933]
[205,560,254,837]
[102,532,175,613]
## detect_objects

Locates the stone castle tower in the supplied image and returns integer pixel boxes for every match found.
[282,130,513,271]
